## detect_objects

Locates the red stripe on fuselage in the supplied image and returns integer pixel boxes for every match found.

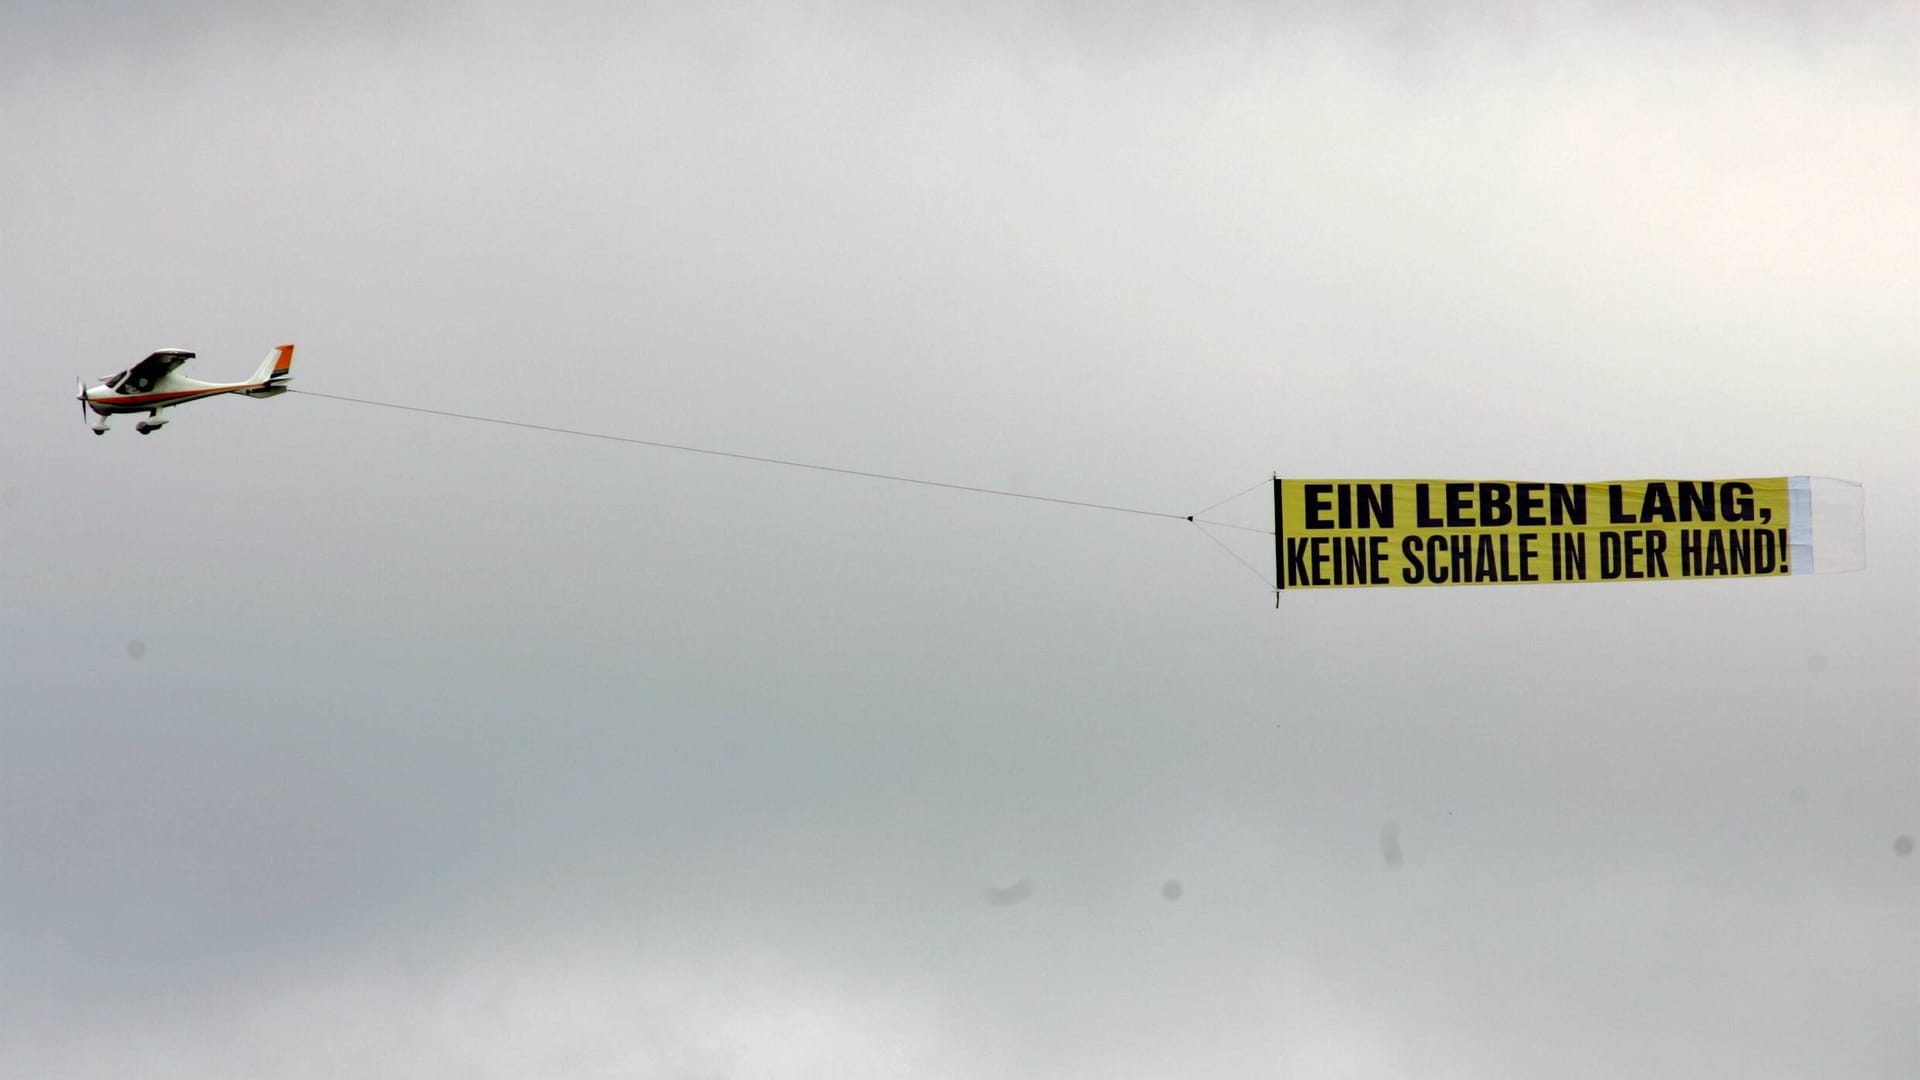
[91,385,261,412]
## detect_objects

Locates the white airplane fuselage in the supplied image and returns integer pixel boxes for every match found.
[82,374,284,415]
[80,345,294,434]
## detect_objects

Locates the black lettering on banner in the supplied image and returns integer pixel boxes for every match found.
[1600,531,1622,578]
[1480,483,1513,527]
[1751,527,1786,574]
[1753,529,1776,574]
[1679,481,1714,522]
[1446,483,1475,528]
[1279,534,1398,587]
[1641,482,1675,523]
[1286,536,1311,587]
[1608,485,1633,524]
[1516,483,1545,526]
[1426,534,1450,584]
[1304,484,1335,529]
[1450,533,1473,584]
[1646,529,1669,577]
[1357,484,1393,529]
[1705,530,1727,575]
[1552,484,1587,526]
[1416,485,1443,528]
[1473,535,1498,583]
[1324,484,1394,529]
[1281,481,1782,589]
[1722,481,1755,522]
[1557,533,1577,579]
[1519,532,1540,580]
[1340,536,1369,584]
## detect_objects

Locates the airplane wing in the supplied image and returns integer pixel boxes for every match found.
[117,351,193,392]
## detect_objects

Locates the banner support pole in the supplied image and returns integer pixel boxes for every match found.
[1273,473,1284,605]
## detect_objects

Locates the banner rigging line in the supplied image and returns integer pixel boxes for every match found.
[290,389,1273,537]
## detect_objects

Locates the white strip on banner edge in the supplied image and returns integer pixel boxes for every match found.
[1806,476,1866,574]
[1788,475,1813,575]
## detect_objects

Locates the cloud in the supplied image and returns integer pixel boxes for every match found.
[1,2,1914,1078]
[7,940,978,1080]
[981,877,1036,905]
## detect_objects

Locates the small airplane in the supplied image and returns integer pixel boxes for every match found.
[77,345,295,434]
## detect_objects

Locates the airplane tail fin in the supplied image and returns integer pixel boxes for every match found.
[244,344,295,396]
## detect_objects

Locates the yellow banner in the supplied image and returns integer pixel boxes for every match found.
[1276,478,1793,589]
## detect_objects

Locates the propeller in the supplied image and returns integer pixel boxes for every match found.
[77,376,106,433]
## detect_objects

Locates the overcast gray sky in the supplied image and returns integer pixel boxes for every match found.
[3,2,1915,1077]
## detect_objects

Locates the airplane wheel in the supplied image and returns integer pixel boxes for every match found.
[136,424,152,435]
[93,429,106,436]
